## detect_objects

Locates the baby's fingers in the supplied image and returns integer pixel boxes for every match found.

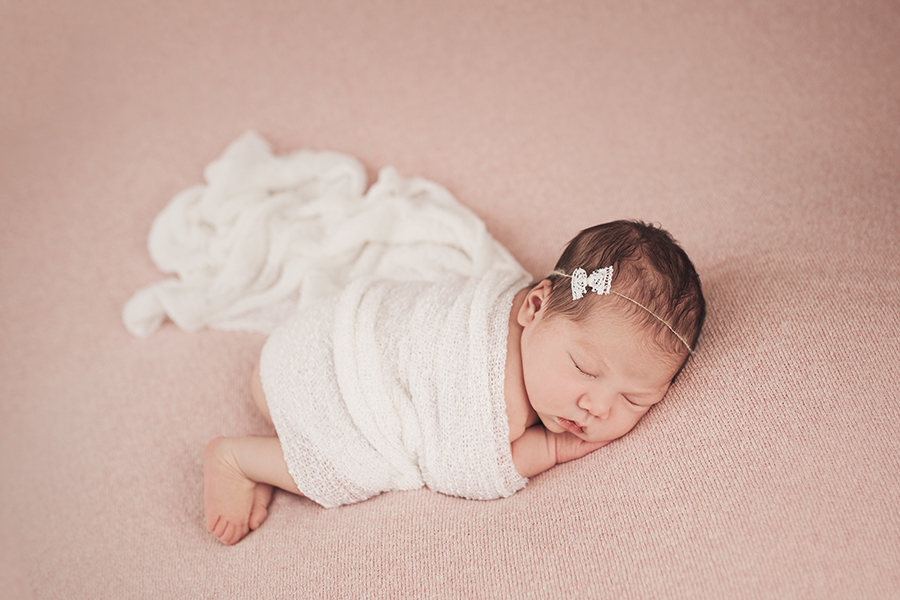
[555,434,610,463]
[574,439,610,459]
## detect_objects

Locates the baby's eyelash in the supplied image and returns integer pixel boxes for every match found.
[571,357,595,378]
[623,395,649,409]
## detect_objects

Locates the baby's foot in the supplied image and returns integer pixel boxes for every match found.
[203,437,273,545]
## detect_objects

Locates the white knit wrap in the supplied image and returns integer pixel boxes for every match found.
[260,268,530,507]
[122,131,533,506]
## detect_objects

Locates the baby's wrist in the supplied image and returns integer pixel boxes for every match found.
[549,431,561,466]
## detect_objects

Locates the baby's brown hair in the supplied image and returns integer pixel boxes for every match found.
[543,221,706,360]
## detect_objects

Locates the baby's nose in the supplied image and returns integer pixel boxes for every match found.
[580,394,612,419]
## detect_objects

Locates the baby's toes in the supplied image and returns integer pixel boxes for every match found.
[249,506,267,531]
[223,522,240,545]
[212,517,229,540]
[249,484,274,530]
[215,522,229,545]
[205,514,219,535]
[230,522,250,545]
[249,505,266,531]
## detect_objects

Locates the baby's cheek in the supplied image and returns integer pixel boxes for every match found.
[610,411,647,440]
[582,409,650,443]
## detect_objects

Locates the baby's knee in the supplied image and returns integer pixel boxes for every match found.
[251,361,272,424]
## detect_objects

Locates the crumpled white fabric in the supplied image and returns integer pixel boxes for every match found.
[123,131,525,337]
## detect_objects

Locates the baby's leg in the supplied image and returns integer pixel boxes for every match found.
[203,436,302,545]
[204,361,303,545]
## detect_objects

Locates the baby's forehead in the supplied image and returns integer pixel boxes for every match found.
[571,298,650,337]
[567,310,684,377]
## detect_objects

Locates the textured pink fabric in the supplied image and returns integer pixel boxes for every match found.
[2,0,898,597]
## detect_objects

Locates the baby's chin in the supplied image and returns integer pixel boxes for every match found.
[580,431,615,444]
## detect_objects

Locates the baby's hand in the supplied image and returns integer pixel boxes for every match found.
[553,433,610,464]
[511,426,611,478]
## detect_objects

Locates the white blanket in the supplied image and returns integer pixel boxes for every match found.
[123,131,524,337]
[260,268,530,507]
[123,132,532,505]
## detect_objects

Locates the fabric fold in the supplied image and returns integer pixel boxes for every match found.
[123,131,524,337]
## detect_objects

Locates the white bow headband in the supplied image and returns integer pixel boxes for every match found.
[551,266,693,354]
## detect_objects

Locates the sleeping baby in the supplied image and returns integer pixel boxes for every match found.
[203,219,706,545]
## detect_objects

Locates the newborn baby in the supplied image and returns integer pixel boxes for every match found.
[203,220,706,545]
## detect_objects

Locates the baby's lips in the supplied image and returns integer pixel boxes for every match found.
[558,417,586,435]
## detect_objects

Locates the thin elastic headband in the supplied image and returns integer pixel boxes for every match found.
[550,267,693,354]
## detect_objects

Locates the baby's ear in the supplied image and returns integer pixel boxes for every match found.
[517,279,552,326]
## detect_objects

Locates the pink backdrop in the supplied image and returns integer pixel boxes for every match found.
[2,1,898,597]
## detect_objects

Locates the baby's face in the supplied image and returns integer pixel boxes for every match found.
[518,292,681,444]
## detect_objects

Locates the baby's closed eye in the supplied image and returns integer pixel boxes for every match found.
[570,355,597,379]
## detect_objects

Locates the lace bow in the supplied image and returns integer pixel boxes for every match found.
[569,267,613,300]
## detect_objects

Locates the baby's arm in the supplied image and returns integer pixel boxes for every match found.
[511,425,610,478]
